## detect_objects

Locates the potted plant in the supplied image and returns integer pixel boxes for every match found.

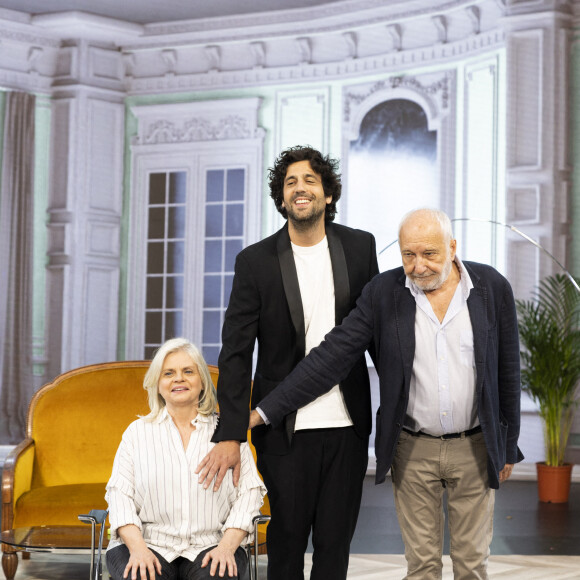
[516,273,580,503]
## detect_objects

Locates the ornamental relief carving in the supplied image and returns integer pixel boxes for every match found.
[344,73,450,123]
[137,114,257,145]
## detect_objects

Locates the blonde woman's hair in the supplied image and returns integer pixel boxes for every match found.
[142,338,217,421]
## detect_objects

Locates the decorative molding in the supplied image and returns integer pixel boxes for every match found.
[0,68,53,91]
[161,49,177,74]
[27,46,43,72]
[343,31,358,60]
[204,44,221,72]
[296,37,312,65]
[133,0,499,49]
[250,41,266,69]
[466,5,481,35]
[137,115,260,144]
[344,73,450,124]
[0,1,509,96]
[432,14,448,44]
[131,98,264,146]
[122,52,136,77]
[387,23,402,52]
[127,28,505,95]
[0,26,61,48]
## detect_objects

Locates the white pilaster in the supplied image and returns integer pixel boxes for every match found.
[45,40,126,378]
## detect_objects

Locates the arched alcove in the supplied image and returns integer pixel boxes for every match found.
[346,98,439,270]
[341,73,454,271]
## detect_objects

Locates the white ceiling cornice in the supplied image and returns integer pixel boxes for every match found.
[133,0,487,49]
[0,0,487,47]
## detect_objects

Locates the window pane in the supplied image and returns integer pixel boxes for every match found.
[204,241,222,273]
[147,242,164,274]
[204,275,221,308]
[167,241,185,273]
[226,169,245,201]
[148,207,165,239]
[203,310,221,344]
[205,205,223,237]
[202,346,220,366]
[207,170,224,202]
[149,173,166,204]
[146,276,163,309]
[169,172,186,204]
[145,346,157,360]
[165,311,183,338]
[226,204,244,236]
[166,276,184,309]
[145,311,162,344]
[168,207,185,239]
[225,239,242,271]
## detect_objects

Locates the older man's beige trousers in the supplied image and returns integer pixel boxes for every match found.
[391,429,495,580]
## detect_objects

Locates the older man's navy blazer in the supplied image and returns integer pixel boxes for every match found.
[258,261,524,488]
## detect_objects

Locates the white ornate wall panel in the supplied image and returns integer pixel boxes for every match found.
[460,56,503,268]
[503,2,572,298]
[507,185,540,223]
[275,89,330,157]
[507,30,542,170]
[87,98,125,213]
[509,238,540,300]
[49,99,73,210]
[83,266,120,364]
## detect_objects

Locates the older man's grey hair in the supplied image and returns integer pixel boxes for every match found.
[398,208,454,244]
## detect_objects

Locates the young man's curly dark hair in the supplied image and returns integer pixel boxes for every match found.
[268,146,341,222]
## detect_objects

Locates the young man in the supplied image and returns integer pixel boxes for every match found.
[197,146,378,579]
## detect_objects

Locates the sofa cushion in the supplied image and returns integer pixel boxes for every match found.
[13,483,108,528]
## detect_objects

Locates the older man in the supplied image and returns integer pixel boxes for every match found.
[251,208,523,580]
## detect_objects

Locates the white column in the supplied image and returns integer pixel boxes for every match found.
[46,40,126,378]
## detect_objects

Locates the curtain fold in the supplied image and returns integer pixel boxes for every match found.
[0,91,36,444]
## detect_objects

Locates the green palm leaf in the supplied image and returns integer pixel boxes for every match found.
[516,274,580,466]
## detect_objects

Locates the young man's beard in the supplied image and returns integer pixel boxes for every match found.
[286,204,327,232]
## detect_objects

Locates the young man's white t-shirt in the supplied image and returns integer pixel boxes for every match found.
[291,236,353,431]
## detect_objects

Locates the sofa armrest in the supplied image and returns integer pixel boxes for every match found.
[2,438,35,532]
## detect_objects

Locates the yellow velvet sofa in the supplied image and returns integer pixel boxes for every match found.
[1,361,153,578]
[1,360,268,579]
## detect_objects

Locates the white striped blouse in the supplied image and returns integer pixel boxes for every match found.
[105,410,266,563]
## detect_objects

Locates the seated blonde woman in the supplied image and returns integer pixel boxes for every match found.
[105,338,266,580]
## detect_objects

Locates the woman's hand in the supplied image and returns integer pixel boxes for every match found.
[201,528,247,577]
[117,524,162,580]
[123,546,162,580]
[201,543,239,577]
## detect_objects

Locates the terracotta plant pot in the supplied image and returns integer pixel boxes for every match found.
[536,462,573,503]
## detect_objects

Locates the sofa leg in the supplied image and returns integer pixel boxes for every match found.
[22,552,30,560]
[2,551,18,580]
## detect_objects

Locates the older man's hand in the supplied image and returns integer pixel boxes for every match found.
[499,463,514,483]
